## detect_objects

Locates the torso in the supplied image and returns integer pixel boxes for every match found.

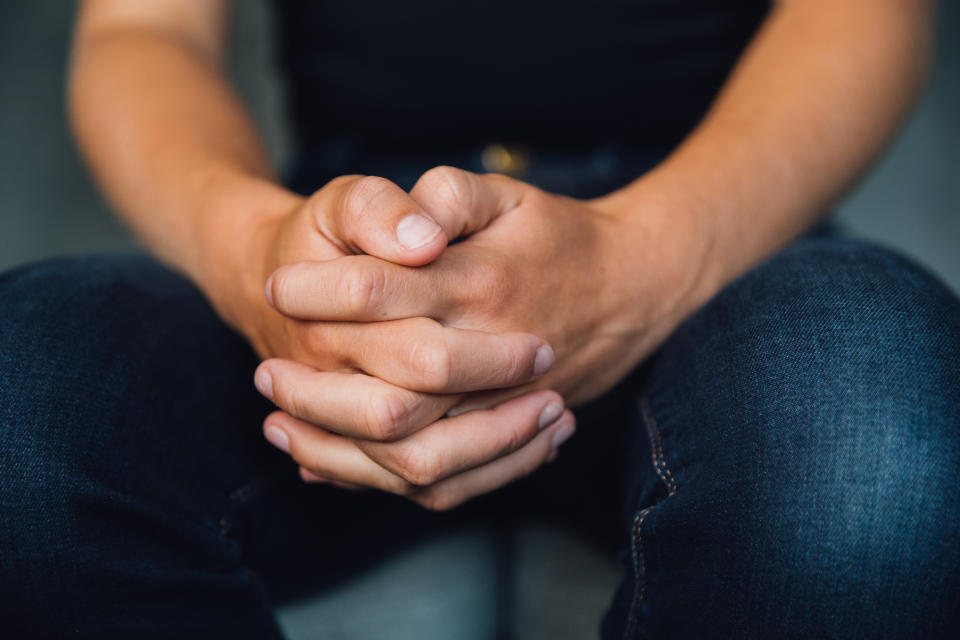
[271,0,770,154]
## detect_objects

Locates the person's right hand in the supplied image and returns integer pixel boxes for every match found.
[205,174,552,395]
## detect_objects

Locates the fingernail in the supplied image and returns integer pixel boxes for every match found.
[533,344,555,377]
[397,213,442,249]
[264,274,274,307]
[538,401,564,430]
[265,425,290,453]
[254,368,274,401]
[551,420,575,448]
[445,405,468,418]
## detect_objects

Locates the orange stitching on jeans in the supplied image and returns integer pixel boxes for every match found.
[641,396,677,496]
[218,477,266,536]
[625,506,653,640]
[623,397,680,638]
[635,508,651,601]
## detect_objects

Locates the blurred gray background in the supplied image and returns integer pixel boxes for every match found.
[0,1,957,291]
[1,2,956,638]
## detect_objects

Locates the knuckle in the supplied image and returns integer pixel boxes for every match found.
[374,466,418,496]
[269,268,294,309]
[306,451,330,478]
[500,339,530,385]
[344,175,394,222]
[338,262,385,317]
[278,383,309,420]
[393,443,443,487]
[421,166,472,214]
[501,420,531,456]
[409,339,454,390]
[390,477,418,496]
[362,392,411,441]
[415,489,459,512]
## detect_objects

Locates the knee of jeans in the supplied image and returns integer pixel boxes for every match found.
[0,257,189,536]
[649,237,960,570]
[0,253,229,394]
[0,257,215,496]
[657,235,960,430]
[0,251,256,463]
[651,237,960,623]
[749,236,959,432]
[0,256,258,608]
[1,253,208,352]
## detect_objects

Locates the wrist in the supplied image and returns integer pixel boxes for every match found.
[635,126,820,304]
[594,170,721,333]
[191,168,302,339]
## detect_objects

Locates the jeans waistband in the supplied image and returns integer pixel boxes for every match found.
[286,139,671,200]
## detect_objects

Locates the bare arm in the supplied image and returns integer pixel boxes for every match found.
[69,0,296,327]
[617,0,934,303]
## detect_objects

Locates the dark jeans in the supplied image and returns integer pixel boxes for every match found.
[2,234,960,637]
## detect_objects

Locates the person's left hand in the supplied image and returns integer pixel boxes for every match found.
[258,165,716,506]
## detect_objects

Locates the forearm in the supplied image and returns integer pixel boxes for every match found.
[612,0,932,306]
[68,16,298,315]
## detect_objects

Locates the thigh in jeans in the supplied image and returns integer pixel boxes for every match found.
[0,255,446,638]
[601,236,960,639]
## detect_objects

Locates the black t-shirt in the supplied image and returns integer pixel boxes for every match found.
[271,0,770,156]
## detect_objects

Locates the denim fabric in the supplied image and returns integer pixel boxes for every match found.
[601,236,960,638]
[0,256,464,637]
[1,237,959,637]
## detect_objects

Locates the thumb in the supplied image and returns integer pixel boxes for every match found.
[319,175,448,267]
[409,166,528,241]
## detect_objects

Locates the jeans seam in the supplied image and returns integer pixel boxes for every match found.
[218,475,271,537]
[625,505,654,640]
[624,395,679,640]
[640,396,677,497]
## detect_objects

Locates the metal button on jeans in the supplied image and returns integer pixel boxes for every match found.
[480,143,531,177]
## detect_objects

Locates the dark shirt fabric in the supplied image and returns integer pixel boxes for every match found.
[271,0,771,157]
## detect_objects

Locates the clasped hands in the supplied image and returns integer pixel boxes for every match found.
[244,166,706,510]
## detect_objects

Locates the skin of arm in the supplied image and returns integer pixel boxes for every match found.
[70,0,277,319]
[258,0,934,507]
[630,0,933,295]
